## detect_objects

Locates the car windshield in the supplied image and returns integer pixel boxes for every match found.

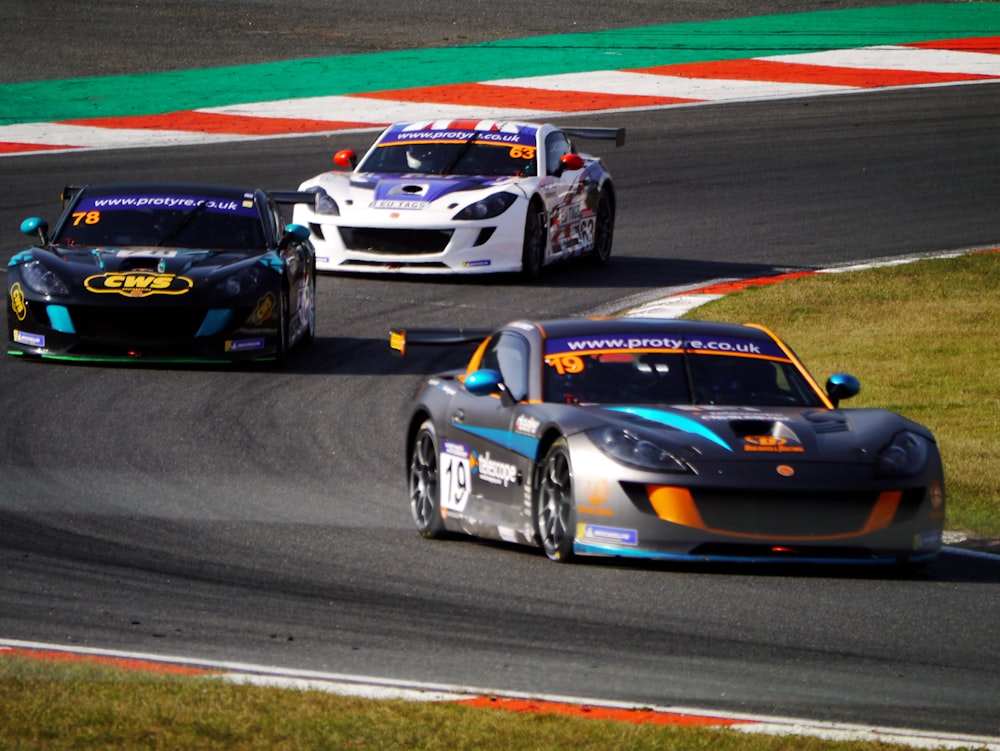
[543,351,826,407]
[359,141,538,177]
[53,194,266,251]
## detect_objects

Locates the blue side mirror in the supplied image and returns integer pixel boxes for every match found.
[279,223,311,249]
[825,373,861,406]
[21,217,49,244]
[284,223,310,241]
[466,368,503,396]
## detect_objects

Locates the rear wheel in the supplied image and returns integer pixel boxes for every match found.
[589,187,614,265]
[535,438,574,562]
[409,420,446,538]
[520,201,546,280]
[273,288,289,366]
[299,269,316,348]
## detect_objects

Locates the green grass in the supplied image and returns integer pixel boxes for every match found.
[0,655,923,751]
[680,250,1000,537]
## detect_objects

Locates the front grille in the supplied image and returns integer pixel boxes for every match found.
[339,227,452,255]
[623,483,926,538]
[693,489,877,536]
[69,306,214,339]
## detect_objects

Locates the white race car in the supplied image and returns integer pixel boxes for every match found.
[293,120,623,277]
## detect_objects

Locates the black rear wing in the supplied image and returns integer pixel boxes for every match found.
[562,127,626,147]
[271,190,318,206]
[390,327,493,356]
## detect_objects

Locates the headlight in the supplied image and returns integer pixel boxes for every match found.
[20,259,69,296]
[306,186,340,216]
[877,430,930,477]
[453,192,517,220]
[587,426,690,473]
[215,264,265,297]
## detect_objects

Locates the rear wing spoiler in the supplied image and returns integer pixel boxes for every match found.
[271,190,318,207]
[562,127,626,147]
[390,327,493,356]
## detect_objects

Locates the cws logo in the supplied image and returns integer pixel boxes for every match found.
[85,272,193,298]
[250,292,277,325]
[9,283,27,321]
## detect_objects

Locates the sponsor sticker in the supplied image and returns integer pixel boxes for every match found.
[372,200,427,210]
[743,436,805,453]
[546,334,785,359]
[77,194,258,218]
[915,530,942,550]
[474,451,519,488]
[250,292,277,325]
[13,330,44,347]
[9,283,27,321]
[224,338,265,352]
[578,524,638,546]
[84,272,193,298]
[514,414,540,437]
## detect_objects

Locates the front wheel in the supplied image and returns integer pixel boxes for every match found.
[535,438,575,562]
[409,420,446,538]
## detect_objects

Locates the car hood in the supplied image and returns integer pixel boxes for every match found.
[26,246,270,275]
[336,173,521,206]
[570,404,930,462]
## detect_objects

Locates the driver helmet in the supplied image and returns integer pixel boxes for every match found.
[406,143,437,172]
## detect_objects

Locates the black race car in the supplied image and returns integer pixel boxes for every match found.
[394,317,946,566]
[7,183,317,364]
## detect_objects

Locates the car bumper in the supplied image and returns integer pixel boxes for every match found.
[294,208,526,275]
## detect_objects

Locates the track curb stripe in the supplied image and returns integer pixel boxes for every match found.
[2,36,998,157]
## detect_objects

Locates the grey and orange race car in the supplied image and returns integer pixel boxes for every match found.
[7,183,316,364]
[393,317,945,566]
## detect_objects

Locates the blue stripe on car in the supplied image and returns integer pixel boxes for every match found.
[607,406,732,451]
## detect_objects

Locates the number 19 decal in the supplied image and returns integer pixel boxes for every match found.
[440,440,471,512]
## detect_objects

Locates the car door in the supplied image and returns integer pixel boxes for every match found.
[441,331,532,528]
[538,130,597,259]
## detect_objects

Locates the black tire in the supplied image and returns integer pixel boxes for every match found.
[535,438,574,562]
[299,270,316,348]
[589,187,614,265]
[409,420,446,538]
[520,201,546,280]
[272,288,290,367]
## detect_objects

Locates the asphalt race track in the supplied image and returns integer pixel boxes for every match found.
[1,0,999,738]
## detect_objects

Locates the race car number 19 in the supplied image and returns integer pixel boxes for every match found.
[440,441,471,512]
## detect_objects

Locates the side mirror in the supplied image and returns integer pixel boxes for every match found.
[278,223,311,250]
[21,217,49,245]
[553,153,585,176]
[825,373,861,407]
[334,149,357,169]
[465,368,515,406]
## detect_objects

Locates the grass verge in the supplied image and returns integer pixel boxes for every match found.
[0,654,926,751]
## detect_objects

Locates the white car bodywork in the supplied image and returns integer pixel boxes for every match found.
[293,119,621,276]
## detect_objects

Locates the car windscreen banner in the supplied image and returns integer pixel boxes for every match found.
[75,194,259,218]
[544,334,788,359]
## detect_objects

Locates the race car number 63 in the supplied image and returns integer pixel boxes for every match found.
[440,450,471,512]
